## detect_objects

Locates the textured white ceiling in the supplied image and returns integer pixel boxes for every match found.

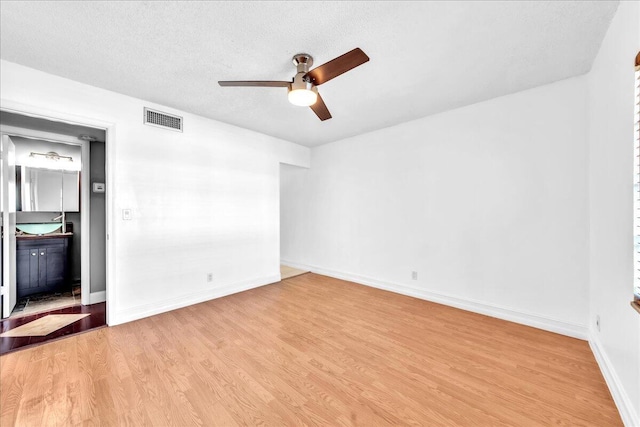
[0,1,618,147]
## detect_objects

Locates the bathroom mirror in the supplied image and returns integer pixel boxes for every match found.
[16,166,80,212]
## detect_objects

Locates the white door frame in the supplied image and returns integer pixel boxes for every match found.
[1,135,17,317]
[0,99,116,325]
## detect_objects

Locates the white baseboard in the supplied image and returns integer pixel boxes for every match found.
[88,290,106,304]
[589,335,640,427]
[284,261,588,340]
[111,274,280,326]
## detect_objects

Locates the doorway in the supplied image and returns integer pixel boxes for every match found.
[10,136,83,318]
[279,163,309,280]
[0,110,108,353]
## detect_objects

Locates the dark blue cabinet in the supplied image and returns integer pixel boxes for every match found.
[16,237,69,298]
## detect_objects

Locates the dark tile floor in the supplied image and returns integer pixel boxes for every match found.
[0,302,106,355]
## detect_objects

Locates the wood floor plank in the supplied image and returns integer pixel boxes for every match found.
[0,273,623,426]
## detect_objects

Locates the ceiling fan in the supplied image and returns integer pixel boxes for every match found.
[218,48,370,121]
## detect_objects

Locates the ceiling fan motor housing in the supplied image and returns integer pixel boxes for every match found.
[291,73,317,93]
[291,53,316,92]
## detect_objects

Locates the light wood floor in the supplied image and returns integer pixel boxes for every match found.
[0,273,621,426]
[280,264,309,280]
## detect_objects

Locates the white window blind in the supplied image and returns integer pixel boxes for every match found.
[634,52,640,300]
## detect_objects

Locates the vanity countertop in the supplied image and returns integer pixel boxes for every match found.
[16,232,73,240]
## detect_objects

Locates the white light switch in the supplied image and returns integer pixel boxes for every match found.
[122,209,132,220]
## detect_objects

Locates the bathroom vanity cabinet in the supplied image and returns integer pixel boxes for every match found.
[16,235,71,298]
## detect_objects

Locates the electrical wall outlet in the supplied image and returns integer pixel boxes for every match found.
[207,273,213,283]
[411,271,418,280]
[596,315,600,332]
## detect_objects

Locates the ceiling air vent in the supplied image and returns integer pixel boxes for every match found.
[143,107,183,132]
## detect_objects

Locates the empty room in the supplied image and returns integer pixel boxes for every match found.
[0,1,638,426]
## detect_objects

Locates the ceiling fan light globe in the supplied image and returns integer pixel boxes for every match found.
[288,89,318,107]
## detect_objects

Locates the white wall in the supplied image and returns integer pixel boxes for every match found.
[587,2,640,425]
[282,75,590,338]
[0,60,310,325]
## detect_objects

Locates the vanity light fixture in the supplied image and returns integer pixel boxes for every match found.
[26,151,80,171]
[29,151,74,163]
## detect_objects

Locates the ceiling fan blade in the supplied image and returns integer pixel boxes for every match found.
[218,81,291,87]
[304,48,370,86]
[310,92,332,121]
